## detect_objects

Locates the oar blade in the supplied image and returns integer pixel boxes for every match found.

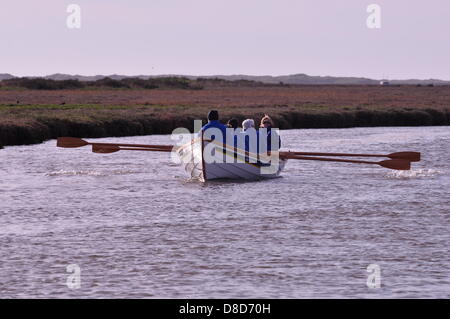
[379,159,411,170]
[388,152,421,162]
[57,137,88,148]
[92,145,120,154]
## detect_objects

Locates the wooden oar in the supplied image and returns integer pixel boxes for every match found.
[281,154,411,170]
[208,140,420,163]
[280,151,420,162]
[59,136,414,170]
[92,145,172,153]
[57,137,174,150]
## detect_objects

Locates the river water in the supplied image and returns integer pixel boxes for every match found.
[0,126,448,298]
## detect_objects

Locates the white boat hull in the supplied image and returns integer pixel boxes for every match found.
[176,137,287,182]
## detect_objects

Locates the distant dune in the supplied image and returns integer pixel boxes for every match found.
[2,73,450,85]
[0,73,15,81]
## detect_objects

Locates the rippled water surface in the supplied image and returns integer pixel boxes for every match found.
[0,127,449,298]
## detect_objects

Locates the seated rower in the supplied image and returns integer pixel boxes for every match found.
[227,118,239,155]
[259,114,281,153]
[200,110,227,144]
[238,119,259,162]
[227,118,239,130]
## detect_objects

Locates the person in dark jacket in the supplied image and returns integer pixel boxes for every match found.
[226,118,239,130]
[227,118,239,150]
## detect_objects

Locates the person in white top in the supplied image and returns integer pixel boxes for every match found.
[239,119,258,160]
[242,119,255,131]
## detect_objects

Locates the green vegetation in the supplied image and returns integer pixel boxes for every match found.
[0,76,272,91]
[0,77,204,90]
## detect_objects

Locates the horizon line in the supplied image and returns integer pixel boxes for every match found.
[1,72,449,82]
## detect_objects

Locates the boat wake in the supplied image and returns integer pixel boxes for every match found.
[384,168,441,179]
[46,169,138,177]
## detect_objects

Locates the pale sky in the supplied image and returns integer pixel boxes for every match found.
[1,0,449,79]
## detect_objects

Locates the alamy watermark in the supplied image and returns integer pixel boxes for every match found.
[66,4,81,29]
[66,263,81,289]
[366,4,381,29]
[64,4,381,30]
[366,264,381,288]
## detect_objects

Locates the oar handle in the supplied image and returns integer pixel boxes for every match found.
[92,145,173,153]
[281,154,411,170]
[282,152,385,158]
[118,147,173,152]
[280,151,420,161]
[281,154,376,164]
[57,137,175,150]
[91,142,174,149]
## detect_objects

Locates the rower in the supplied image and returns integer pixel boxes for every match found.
[239,119,259,162]
[227,118,239,157]
[200,110,227,144]
[259,114,281,153]
[200,110,228,163]
[226,118,239,130]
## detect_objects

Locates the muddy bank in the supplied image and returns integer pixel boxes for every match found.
[1,108,448,147]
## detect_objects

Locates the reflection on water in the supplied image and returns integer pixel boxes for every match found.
[0,126,449,298]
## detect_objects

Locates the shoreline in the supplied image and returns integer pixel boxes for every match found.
[1,107,448,147]
[1,86,449,147]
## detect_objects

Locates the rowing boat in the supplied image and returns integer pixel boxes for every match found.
[176,137,287,182]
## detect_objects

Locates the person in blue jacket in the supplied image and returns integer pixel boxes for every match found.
[200,110,228,144]
[200,110,228,163]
